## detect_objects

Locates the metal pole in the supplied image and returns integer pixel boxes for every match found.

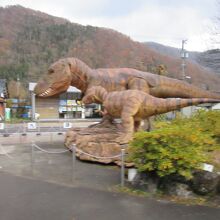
[31,142,35,174]
[121,148,125,187]
[23,121,26,133]
[37,121,40,133]
[72,144,76,182]
[31,92,36,121]
[4,123,7,134]
[50,132,53,143]
[59,121,62,132]
[0,123,5,133]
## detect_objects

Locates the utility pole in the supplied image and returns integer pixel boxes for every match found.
[17,73,20,98]
[181,39,188,80]
[180,40,193,116]
[16,74,20,100]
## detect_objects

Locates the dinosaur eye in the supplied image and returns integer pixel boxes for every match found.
[48,69,54,74]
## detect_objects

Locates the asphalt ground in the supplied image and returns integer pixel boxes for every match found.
[0,142,220,220]
[1,172,220,220]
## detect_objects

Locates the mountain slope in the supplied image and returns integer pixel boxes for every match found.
[146,42,220,76]
[0,5,220,93]
[196,49,220,75]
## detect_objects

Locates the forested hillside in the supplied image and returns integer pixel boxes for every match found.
[0,5,220,93]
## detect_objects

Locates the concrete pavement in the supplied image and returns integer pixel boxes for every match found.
[0,142,220,220]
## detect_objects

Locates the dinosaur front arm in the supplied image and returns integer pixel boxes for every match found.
[94,108,108,116]
[81,93,96,104]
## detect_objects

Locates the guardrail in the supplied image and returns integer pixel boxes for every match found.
[0,119,101,135]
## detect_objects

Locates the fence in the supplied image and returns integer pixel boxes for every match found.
[0,119,100,135]
[30,142,126,187]
[0,141,126,187]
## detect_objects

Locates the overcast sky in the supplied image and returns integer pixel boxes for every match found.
[1,0,219,51]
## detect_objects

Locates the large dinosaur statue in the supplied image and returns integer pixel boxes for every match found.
[82,86,220,133]
[34,57,220,99]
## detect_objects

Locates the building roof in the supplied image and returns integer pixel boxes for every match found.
[29,82,81,93]
[0,79,8,98]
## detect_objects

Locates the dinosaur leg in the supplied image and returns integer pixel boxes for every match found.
[134,120,142,132]
[120,100,140,133]
[127,78,154,131]
[116,103,140,144]
[127,78,150,93]
[140,117,155,131]
[147,116,155,131]
[89,111,114,128]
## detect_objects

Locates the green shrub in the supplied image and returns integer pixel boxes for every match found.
[129,110,220,179]
[188,110,220,144]
[154,110,220,146]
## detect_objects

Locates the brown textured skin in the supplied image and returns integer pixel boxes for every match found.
[34,57,220,99]
[82,86,220,133]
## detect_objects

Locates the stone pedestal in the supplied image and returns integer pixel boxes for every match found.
[65,121,133,166]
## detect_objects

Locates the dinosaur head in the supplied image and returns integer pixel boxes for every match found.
[82,86,107,104]
[34,59,72,97]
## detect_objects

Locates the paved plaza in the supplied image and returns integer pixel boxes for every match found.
[0,140,219,220]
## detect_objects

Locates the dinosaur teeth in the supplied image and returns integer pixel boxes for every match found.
[39,92,47,96]
[39,88,53,97]
[46,88,53,94]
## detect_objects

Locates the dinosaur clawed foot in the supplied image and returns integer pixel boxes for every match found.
[115,131,133,144]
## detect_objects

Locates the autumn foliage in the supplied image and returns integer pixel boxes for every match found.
[0,5,220,93]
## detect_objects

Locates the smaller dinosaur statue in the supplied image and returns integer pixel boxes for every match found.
[82,86,220,133]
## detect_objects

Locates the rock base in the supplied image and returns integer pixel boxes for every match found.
[65,121,133,166]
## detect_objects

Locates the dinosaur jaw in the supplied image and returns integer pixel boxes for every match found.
[34,78,71,98]
[37,84,69,97]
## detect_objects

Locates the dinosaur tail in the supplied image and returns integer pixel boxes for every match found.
[153,77,220,99]
[157,98,220,114]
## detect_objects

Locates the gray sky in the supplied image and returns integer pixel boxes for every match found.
[0,0,219,51]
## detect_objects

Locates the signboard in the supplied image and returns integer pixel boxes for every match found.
[59,107,67,113]
[128,168,137,182]
[27,122,37,130]
[72,107,77,111]
[77,106,83,111]
[202,163,214,172]
[63,122,72,129]
[11,99,18,103]
[59,100,67,106]
[62,107,67,112]
[0,123,5,130]
[67,100,76,106]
